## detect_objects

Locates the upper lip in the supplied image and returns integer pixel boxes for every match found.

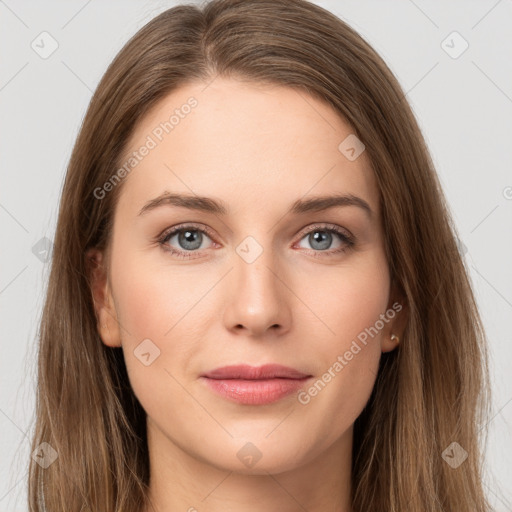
[202,364,311,380]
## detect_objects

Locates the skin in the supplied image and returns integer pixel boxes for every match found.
[88,77,406,512]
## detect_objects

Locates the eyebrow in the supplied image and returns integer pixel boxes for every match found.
[137,191,373,218]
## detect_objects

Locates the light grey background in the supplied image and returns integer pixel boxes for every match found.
[1,1,511,510]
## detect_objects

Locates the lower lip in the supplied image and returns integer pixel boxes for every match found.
[201,377,311,405]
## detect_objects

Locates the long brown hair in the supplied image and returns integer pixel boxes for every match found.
[28,0,492,510]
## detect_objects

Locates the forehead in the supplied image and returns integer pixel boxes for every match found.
[115,77,379,221]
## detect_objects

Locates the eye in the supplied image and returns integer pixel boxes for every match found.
[157,222,355,260]
[295,223,355,257]
[158,224,216,260]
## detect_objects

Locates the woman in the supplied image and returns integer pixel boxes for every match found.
[28,0,492,510]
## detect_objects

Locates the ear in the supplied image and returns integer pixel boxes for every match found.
[380,284,408,353]
[85,247,122,348]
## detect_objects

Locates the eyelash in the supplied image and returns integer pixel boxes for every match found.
[156,223,355,260]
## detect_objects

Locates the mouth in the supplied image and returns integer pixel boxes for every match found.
[200,364,313,405]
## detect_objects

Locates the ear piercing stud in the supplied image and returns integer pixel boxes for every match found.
[391,334,400,344]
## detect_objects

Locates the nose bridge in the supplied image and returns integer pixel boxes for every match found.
[224,232,289,334]
[234,233,280,301]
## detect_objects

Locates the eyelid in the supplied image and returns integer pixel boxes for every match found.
[158,222,217,243]
[295,222,353,242]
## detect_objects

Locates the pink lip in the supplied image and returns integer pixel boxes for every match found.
[200,364,312,405]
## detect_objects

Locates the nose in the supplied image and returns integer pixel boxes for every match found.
[222,242,292,339]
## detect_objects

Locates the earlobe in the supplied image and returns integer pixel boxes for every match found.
[85,248,122,348]
[381,291,408,353]
[381,334,400,353]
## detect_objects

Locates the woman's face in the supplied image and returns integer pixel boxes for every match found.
[90,77,401,475]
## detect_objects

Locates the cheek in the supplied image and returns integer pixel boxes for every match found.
[108,247,201,389]
[110,277,202,432]
[293,252,389,426]
[111,246,202,341]
[300,252,390,351]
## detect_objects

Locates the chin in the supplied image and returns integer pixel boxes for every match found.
[198,435,313,476]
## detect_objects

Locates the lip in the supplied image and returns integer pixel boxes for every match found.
[202,364,310,380]
[200,364,312,405]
